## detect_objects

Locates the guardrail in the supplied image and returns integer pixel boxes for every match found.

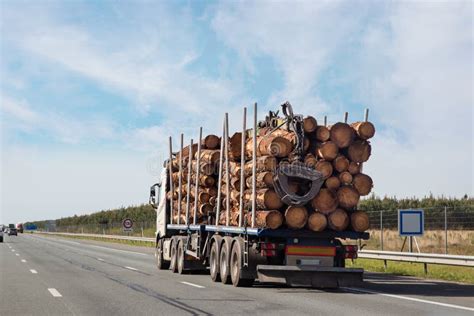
[34,231,474,268]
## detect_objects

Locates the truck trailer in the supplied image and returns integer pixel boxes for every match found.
[149,102,371,288]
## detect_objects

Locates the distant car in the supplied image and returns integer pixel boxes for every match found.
[0,229,3,242]
[8,228,17,236]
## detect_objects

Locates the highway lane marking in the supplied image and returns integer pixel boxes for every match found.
[342,287,474,312]
[30,269,38,274]
[21,259,27,263]
[89,245,148,256]
[11,249,15,252]
[15,253,20,256]
[180,281,205,289]
[124,266,139,271]
[48,288,63,297]
[97,258,105,261]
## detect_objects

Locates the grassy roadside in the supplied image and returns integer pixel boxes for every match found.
[347,258,474,284]
[32,232,155,248]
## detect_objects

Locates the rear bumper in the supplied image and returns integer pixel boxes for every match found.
[257,265,363,288]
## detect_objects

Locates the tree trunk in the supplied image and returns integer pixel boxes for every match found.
[196,149,220,164]
[328,209,349,231]
[192,161,215,176]
[347,161,361,175]
[329,122,355,148]
[304,154,318,169]
[203,134,220,149]
[333,155,349,173]
[246,135,292,158]
[303,116,318,133]
[246,171,274,189]
[351,210,369,232]
[243,188,283,210]
[315,160,333,179]
[352,173,373,196]
[307,212,327,232]
[336,186,360,209]
[311,188,338,214]
[244,156,277,176]
[325,176,341,191]
[316,141,338,161]
[338,171,353,185]
[181,143,198,159]
[285,206,308,229]
[229,132,242,161]
[351,121,375,140]
[247,210,284,229]
[315,126,330,142]
[347,140,371,163]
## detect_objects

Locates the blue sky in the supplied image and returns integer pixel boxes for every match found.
[1,1,472,223]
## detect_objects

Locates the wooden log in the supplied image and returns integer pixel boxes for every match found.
[229,132,242,161]
[304,154,318,169]
[336,186,360,209]
[205,187,218,197]
[329,122,355,148]
[285,206,308,229]
[203,134,220,149]
[347,161,361,175]
[347,140,371,163]
[246,171,274,189]
[307,212,327,232]
[243,189,283,210]
[333,155,349,173]
[192,161,215,176]
[351,121,375,140]
[246,135,292,158]
[316,141,338,161]
[196,149,220,164]
[351,210,369,232]
[198,175,215,187]
[246,210,284,229]
[315,126,330,142]
[311,188,338,214]
[325,176,341,191]
[338,171,353,185]
[328,209,349,231]
[352,173,373,196]
[244,156,277,175]
[180,143,198,159]
[303,116,318,133]
[315,160,333,179]
[199,203,214,214]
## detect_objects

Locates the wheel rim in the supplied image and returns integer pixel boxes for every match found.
[220,249,227,277]
[210,246,217,276]
[231,249,239,282]
[170,242,176,269]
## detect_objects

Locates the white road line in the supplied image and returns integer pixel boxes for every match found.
[342,287,474,312]
[30,269,38,274]
[48,288,62,297]
[124,266,138,271]
[97,258,105,261]
[15,253,20,256]
[21,259,27,263]
[180,281,205,289]
[90,245,148,256]
[11,249,15,252]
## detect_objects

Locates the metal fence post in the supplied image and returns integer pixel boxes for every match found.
[444,206,448,254]
[141,226,144,238]
[380,210,383,251]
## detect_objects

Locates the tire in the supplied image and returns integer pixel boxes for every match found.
[230,238,254,287]
[170,239,178,273]
[0,236,3,243]
[219,237,232,284]
[177,240,185,274]
[156,239,170,270]
[209,240,221,282]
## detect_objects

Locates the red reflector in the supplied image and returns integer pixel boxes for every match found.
[261,243,276,250]
[344,245,358,253]
[261,249,277,257]
[345,252,358,259]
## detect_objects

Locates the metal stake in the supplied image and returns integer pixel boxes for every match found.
[444,206,448,254]
[344,112,348,123]
[324,115,327,127]
[193,128,202,225]
[252,103,257,228]
[239,107,247,227]
[216,118,225,226]
[185,139,193,226]
[364,108,369,122]
[178,133,184,225]
[168,136,174,224]
[380,210,384,251]
[224,113,230,226]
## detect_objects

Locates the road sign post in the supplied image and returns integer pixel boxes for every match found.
[122,218,133,233]
[398,209,424,253]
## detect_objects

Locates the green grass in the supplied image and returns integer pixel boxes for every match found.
[347,258,474,284]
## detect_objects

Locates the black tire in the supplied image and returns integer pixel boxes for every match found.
[170,239,178,273]
[230,238,254,287]
[209,240,221,282]
[219,237,232,284]
[177,240,185,274]
[155,239,169,270]
[0,236,3,243]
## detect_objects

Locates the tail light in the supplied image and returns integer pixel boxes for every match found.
[261,243,277,257]
[344,245,358,259]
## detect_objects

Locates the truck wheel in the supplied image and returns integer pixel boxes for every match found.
[219,237,232,284]
[209,240,221,282]
[170,239,178,273]
[230,238,254,287]
[177,240,186,274]
[156,239,169,270]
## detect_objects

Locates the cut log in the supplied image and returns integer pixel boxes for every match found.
[303,116,318,133]
[333,155,349,173]
[180,143,198,159]
[315,126,330,142]
[328,209,349,231]
[192,161,215,176]
[352,173,373,196]
[195,149,220,164]
[329,122,355,148]
[336,186,360,209]
[246,171,274,189]
[311,188,338,214]
[351,121,375,140]
[285,206,309,229]
[247,210,284,229]
[307,212,327,232]
[244,156,277,175]
[195,175,215,187]
[347,140,371,163]
[246,135,292,158]
[338,171,353,185]
[325,176,341,191]
[243,189,283,210]
[351,210,370,232]
[315,160,333,179]
[199,203,214,214]
[304,154,318,169]
[347,161,361,175]
[205,187,218,197]
[316,141,338,161]
[229,132,242,161]
[202,134,220,149]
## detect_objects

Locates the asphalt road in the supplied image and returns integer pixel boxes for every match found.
[1,234,473,316]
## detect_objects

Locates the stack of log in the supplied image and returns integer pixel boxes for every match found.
[168,112,375,234]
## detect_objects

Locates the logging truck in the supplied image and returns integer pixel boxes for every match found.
[149,102,372,288]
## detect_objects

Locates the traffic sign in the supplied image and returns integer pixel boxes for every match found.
[398,209,424,236]
[122,218,133,232]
